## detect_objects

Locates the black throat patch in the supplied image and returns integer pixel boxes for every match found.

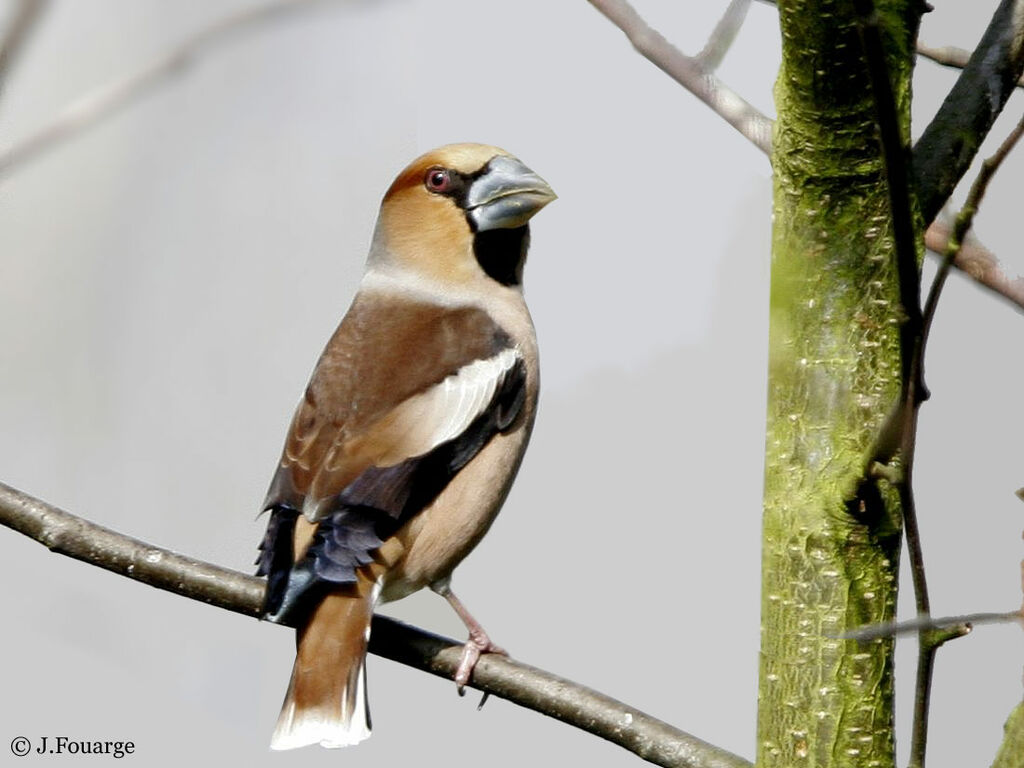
[473,225,529,287]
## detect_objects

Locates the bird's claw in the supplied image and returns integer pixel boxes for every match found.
[454,629,507,695]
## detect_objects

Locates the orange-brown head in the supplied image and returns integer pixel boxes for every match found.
[368,143,555,289]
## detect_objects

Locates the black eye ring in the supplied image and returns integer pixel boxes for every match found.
[424,167,451,193]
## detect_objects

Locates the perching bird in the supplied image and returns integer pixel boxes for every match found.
[255,143,555,750]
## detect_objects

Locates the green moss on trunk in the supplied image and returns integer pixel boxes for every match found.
[758,2,919,766]
[992,701,1024,768]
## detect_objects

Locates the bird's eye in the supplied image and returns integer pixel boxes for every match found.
[424,167,451,193]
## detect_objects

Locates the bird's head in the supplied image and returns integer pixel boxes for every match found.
[369,143,556,289]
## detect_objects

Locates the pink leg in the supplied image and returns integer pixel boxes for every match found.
[431,582,507,694]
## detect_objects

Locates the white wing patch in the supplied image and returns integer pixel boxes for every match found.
[364,347,519,468]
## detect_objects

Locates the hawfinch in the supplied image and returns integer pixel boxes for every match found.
[255,143,555,750]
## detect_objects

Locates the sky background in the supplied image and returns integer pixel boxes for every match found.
[1,1,1023,766]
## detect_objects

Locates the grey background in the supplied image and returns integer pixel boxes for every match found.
[1,1,1022,765]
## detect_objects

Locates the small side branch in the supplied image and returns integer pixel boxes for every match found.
[0,0,47,101]
[852,0,922,396]
[586,0,772,153]
[0,481,751,768]
[924,217,1024,314]
[863,109,1024,768]
[919,114,1024,350]
[917,42,1024,89]
[695,0,751,72]
[841,610,1021,642]
[852,2,932,765]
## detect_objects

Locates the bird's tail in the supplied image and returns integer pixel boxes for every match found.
[270,574,381,750]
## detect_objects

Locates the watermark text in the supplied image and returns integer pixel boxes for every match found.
[10,736,135,758]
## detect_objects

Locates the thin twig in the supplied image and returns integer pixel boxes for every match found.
[920,114,1024,348]
[853,0,922,398]
[0,481,751,768]
[864,109,1024,768]
[856,20,1024,768]
[694,0,751,72]
[0,0,47,102]
[924,218,1024,313]
[586,0,772,153]
[0,0,336,180]
[852,3,934,765]
[585,1,1024,316]
[917,42,1024,90]
[841,610,1022,642]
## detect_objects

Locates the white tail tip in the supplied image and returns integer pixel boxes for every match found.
[269,661,370,750]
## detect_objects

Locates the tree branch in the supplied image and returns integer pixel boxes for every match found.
[586,0,772,153]
[924,216,1024,313]
[0,481,751,768]
[694,0,751,72]
[0,0,47,103]
[585,0,1024,320]
[0,0,336,180]
[841,609,1021,641]
[862,108,1024,768]
[852,3,937,765]
[913,0,1024,223]
[917,41,1024,89]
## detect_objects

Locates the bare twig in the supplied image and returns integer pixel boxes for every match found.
[914,0,1024,223]
[924,217,1024,313]
[863,108,1024,768]
[851,2,933,765]
[586,0,772,153]
[0,0,47,101]
[694,0,751,72]
[841,610,1022,642]
[853,0,922,396]
[920,113,1024,348]
[0,481,751,768]
[586,1,1024,317]
[917,42,1024,90]
[0,0,336,180]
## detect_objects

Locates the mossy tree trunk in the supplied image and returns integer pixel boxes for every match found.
[758,2,922,766]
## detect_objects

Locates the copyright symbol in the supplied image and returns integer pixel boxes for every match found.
[10,737,30,756]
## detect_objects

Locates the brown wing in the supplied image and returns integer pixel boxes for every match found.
[261,291,510,516]
[255,291,527,623]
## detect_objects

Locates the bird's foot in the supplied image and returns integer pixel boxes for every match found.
[454,626,507,695]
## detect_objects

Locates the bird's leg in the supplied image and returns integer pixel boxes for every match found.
[431,581,506,694]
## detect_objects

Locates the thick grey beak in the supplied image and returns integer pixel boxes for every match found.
[466,155,557,232]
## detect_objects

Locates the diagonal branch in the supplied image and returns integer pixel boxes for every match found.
[924,216,1024,313]
[0,481,751,768]
[851,3,938,765]
[0,0,337,180]
[0,0,47,102]
[586,0,772,153]
[862,108,1024,768]
[841,609,1021,641]
[913,0,1024,223]
[585,0,1024,318]
[695,0,751,72]
[917,42,1024,89]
